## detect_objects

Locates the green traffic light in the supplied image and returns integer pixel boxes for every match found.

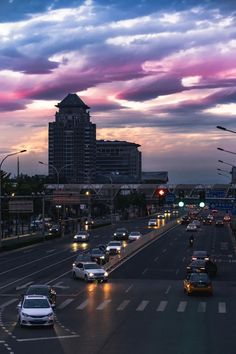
[199,202,205,208]
[178,201,185,207]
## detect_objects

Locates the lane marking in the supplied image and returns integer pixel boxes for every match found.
[177,301,187,312]
[17,335,80,342]
[46,249,56,253]
[142,268,148,275]
[16,281,34,291]
[96,299,111,310]
[76,299,89,310]
[57,299,74,310]
[218,302,226,314]
[136,300,149,311]
[197,302,206,313]
[0,298,18,308]
[154,256,159,262]
[157,300,168,312]
[117,300,130,311]
[125,284,133,293]
[165,285,171,295]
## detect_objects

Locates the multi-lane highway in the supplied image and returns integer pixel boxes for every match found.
[0,212,236,354]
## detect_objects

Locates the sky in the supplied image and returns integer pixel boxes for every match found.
[0,0,236,184]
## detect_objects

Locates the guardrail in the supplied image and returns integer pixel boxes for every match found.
[104,219,179,272]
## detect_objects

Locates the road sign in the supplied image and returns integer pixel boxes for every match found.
[53,191,80,204]
[209,201,234,210]
[165,193,176,203]
[9,200,33,213]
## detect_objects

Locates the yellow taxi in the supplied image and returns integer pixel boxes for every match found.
[183,273,213,295]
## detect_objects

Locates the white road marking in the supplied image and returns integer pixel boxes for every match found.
[53,281,69,289]
[96,299,111,310]
[157,300,168,312]
[0,298,18,308]
[17,335,80,342]
[57,299,74,310]
[117,300,130,311]
[218,302,226,313]
[125,284,133,293]
[154,256,159,262]
[177,301,187,312]
[46,249,56,253]
[165,285,171,295]
[16,281,34,291]
[142,268,148,275]
[136,300,149,311]
[76,299,89,310]
[197,302,206,313]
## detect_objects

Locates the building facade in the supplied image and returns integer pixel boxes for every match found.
[48,93,96,184]
[96,140,142,183]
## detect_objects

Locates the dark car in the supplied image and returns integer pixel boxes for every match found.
[186,260,208,274]
[215,219,224,227]
[47,224,61,239]
[183,273,213,295]
[90,247,110,265]
[191,250,210,261]
[25,284,57,307]
[113,228,129,240]
[202,218,212,225]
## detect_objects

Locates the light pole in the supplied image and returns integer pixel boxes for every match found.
[218,160,236,168]
[218,172,231,179]
[217,147,236,156]
[97,174,115,224]
[0,149,27,247]
[217,168,232,174]
[217,126,236,134]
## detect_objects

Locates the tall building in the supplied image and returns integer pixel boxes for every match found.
[48,93,96,184]
[96,140,142,183]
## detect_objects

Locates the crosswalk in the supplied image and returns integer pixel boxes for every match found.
[56,298,228,314]
[0,298,228,314]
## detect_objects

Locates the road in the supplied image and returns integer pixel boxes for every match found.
[0,213,235,354]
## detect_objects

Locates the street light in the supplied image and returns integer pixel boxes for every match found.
[0,149,27,247]
[217,168,232,174]
[217,147,236,156]
[38,161,73,189]
[218,160,236,168]
[217,126,236,134]
[218,172,231,179]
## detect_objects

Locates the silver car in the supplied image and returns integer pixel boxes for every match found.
[72,261,108,282]
[17,295,54,327]
[73,231,90,242]
[128,231,142,242]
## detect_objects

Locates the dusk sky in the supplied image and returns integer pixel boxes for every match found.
[0,0,236,184]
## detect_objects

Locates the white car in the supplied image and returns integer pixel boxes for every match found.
[106,241,122,255]
[73,231,90,242]
[186,223,197,232]
[128,231,142,242]
[17,295,54,327]
[72,261,108,282]
[148,219,157,227]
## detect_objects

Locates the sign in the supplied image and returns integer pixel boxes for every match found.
[209,201,234,210]
[53,191,80,204]
[9,200,33,213]
[165,193,176,203]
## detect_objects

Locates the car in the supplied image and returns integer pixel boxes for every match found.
[17,295,54,327]
[157,213,165,219]
[72,261,108,282]
[215,219,224,227]
[183,272,213,295]
[73,230,90,242]
[113,228,129,240]
[186,260,208,274]
[202,218,212,225]
[25,284,57,307]
[186,223,197,232]
[106,240,123,255]
[128,231,142,242]
[46,224,61,239]
[192,219,201,228]
[223,215,231,222]
[148,219,157,227]
[191,250,210,261]
[90,247,110,265]
[180,216,191,225]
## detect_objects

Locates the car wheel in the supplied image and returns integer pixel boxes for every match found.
[84,275,89,282]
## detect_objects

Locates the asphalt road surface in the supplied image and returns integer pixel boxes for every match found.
[0,212,235,354]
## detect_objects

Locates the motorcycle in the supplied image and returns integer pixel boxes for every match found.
[189,237,194,247]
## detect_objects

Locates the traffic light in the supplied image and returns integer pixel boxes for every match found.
[178,190,185,207]
[156,188,167,206]
[199,190,206,208]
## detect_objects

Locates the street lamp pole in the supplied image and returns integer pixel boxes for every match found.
[0,149,27,248]
[217,147,236,156]
[218,160,236,168]
[217,126,236,134]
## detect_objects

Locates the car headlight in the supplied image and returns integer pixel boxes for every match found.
[22,312,30,317]
[100,256,105,259]
[123,233,125,236]
[114,233,117,236]
[89,272,94,277]
[104,272,108,277]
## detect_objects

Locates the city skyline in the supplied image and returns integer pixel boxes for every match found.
[0,0,236,183]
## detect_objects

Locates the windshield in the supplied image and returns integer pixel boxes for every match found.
[84,263,101,270]
[23,298,50,308]
[109,242,121,246]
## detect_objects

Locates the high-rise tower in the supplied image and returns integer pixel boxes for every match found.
[48,93,96,184]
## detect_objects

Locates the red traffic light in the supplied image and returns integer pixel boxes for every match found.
[155,188,167,197]
[158,189,165,196]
